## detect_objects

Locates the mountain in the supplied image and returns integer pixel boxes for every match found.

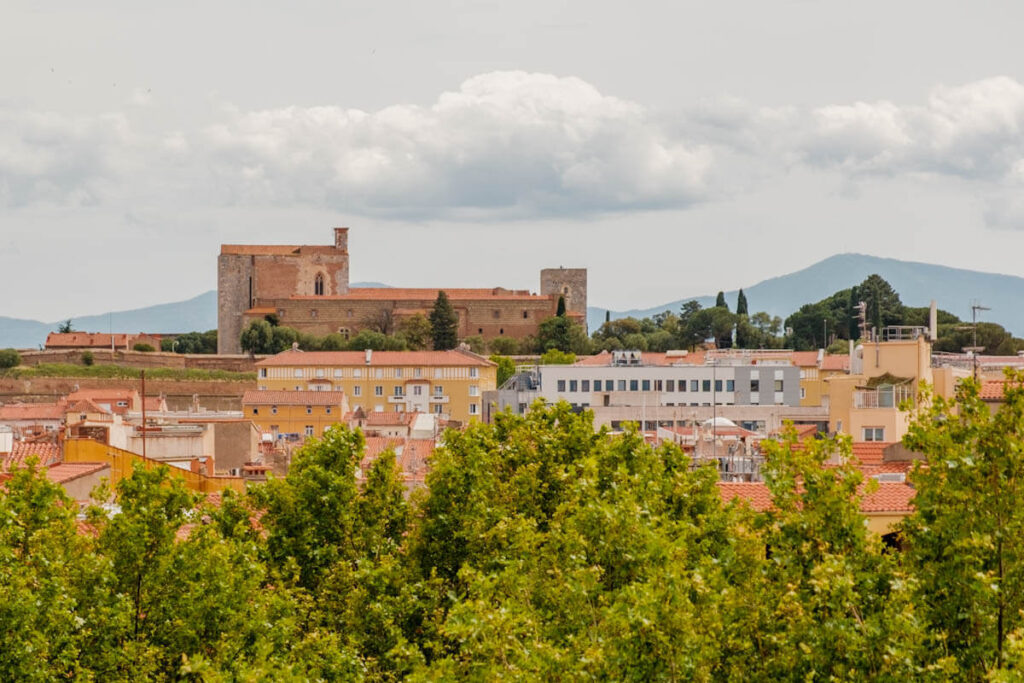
[0,282,393,349]
[587,254,1024,336]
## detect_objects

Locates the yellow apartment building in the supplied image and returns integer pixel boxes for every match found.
[242,390,349,440]
[254,349,496,424]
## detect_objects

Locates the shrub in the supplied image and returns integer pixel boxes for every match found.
[0,348,20,369]
[133,343,155,352]
[81,351,95,366]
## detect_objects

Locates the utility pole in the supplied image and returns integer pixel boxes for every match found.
[140,370,147,459]
[959,301,990,381]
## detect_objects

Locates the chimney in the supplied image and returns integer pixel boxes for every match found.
[334,227,349,251]
[929,300,938,341]
[365,348,372,365]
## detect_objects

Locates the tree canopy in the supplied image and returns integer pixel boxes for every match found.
[429,291,459,351]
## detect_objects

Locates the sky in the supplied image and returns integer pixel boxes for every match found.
[4,0,1024,321]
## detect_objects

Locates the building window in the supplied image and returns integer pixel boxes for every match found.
[493,309,501,319]
[310,309,318,319]
[800,387,807,399]
[375,369,383,379]
[346,309,353,318]
[353,386,362,397]
[654,380,662,391]
[413,385,423,396]
[326,406,332,414]
[259,368,267,378]
[478,328,483,334]
[557,380,566,392]
[714,379,722,392]
[726,379,735,391]
[316,368,325,378]
[641,379,651,391]
[469,403,479,415]
[618,380,627,391]
[375,405,384,412]
[334,369,343,378]
[569,380,578,392]
[581,380,590,392]
[339,328,350,340]
[252,408,259,415]
[375,386,383,396]
[702,380,711,392]
[271,405,278,415]
[305,425,314,436]
[774,380,784,392]
[522,310,529,319]
[630,380,639,391]
[499,328,504,335]
[470,368,479,378]
[434,404,443,414]
[863,427,885,442]
[306,405,312,414]
[690,380,699,392]
[666,380,675,392]
[434,385,444,397]
[354,369,362,378]
[414,368,422,378]
[394,386,404,397]
[314,273,325,296]
[294,369,303,378]
[395,368,402,378]
[434,369,443,378]
[751,380,760,392]
[469,385,479,396]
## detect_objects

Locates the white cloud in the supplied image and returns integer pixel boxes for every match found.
[203,71,715,217]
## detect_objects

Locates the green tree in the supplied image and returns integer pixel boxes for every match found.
[539,348,576,365]
[430,291,459,351]
[902,373,1024,677]
[556,295,567,317]
[490,354,516,386]
[487,336,520,355]
[715,291,728,309]
[57,320,74,333]
[132,343,155,352]
[240,319,274,354]
[736,288,748,315]
[397,313,433,350]
[537,316,590,354]
[858,274,904,334]
[81,350,95,366]
[0,348,20,369]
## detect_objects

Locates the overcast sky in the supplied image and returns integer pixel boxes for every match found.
[4,0,1024,321]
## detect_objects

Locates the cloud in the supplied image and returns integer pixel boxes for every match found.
[203,71,715,217]
[4,72,1024,226]
[799,76,1024,180]
[0,109,136,207]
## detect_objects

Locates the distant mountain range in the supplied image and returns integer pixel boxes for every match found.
[2,259,1021,349]
[589,253,1024,336]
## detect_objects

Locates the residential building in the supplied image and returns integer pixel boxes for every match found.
[217,227,586,353]
[242,390,349,441]
[0,402,65,440]
[254,348,496,424]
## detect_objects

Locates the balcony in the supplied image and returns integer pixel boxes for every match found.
[429,395,450,404]
[853,385,912,409]
[387,395,407,404]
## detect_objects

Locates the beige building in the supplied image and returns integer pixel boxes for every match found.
[255,348,497,424]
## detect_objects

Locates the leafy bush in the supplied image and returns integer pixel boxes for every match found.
[81,351,95,366]
[0,348,20,369]
[132,343,155,352]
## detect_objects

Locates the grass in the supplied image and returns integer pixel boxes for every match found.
[1,363,256,382]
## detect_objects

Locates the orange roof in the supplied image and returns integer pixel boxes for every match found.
[850,441,894,466]
[289,287,546,302]
[361,436,436,483]
[256,349,494,368]
[2,442,62,471]
[45,462,109,484]
[66,388,136,402]
[790,351,821,367]
[0,403,65,421]
[821,355,850,372]
[363,411,417,427]
[979,380,1023,400]
[242,390,348,406]
[717,479,915,514]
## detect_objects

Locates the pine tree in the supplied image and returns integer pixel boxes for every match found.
[605,310,611,323]
[430,290,459,350]
[715,291,728,310]
[556,295,567,317]
[736,289,748,316]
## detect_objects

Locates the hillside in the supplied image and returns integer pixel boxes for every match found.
[587,254,1024,335]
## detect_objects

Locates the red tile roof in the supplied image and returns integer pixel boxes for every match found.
[850,441,894,465]
[2,442,62,471]
[256,349,494,367]
[717,479,916,514]
[242,390,348,406]
[979,380,1022,400]
[0,403,65,421]
[362,411,417,427]
[44,462,109,484]
[821,355,850,372]
[289,287,547,302]
[790,351,821,367]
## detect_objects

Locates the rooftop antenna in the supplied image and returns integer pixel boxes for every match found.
[959,300,991,381]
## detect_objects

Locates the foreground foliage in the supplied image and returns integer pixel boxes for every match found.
[5,389,1024,679]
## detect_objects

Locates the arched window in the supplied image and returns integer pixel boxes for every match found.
[314,272,325,296]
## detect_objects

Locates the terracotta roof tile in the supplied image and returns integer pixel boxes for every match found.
[45,462,109,484]
[242,390,348,406]
[791,351,821,367]
[256,349,494,367]
[850,441,894,465]
[821,355,851,372]
[979,380,1023,400]
[363,411,417,426]
[717,479,916,514]
[0,403,65,421]
[2,442,62,471]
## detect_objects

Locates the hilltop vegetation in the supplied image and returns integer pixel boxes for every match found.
[5,382,1024,679]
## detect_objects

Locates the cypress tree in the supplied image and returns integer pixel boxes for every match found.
[715,291,728,310]
[556,295,567,317]
[736,289,748,316]
[430,290,459,350]
[605,310,611,323]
